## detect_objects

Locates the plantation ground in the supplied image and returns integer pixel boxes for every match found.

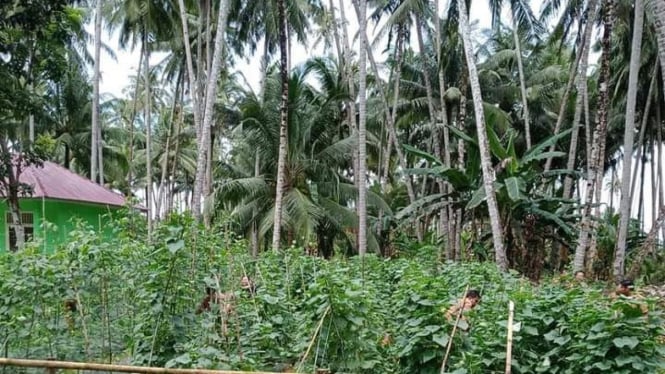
[0,215,663,374]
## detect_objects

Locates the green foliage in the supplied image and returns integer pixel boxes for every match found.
[0,216,663,373]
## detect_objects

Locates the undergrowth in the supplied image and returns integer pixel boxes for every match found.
[0,213,663,373]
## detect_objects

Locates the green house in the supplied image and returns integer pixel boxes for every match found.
[0,161,135,253]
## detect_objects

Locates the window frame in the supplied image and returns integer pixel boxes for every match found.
[5,211,34,252]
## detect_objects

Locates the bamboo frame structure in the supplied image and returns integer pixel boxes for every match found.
[0,358,289,374]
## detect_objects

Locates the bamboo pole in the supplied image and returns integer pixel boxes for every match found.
[440,285,469,374]
[296,305,331,373]
[0,358,287,374]
[505,301,515,374]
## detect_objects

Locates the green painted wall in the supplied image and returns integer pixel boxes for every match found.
[0,198,122,253]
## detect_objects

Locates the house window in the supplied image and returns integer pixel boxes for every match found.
[5,212,34,252]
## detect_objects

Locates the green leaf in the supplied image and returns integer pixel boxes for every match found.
[530,207,575,236]
[167,239,184,254]
[505,177,526,201]
[487,126,508,160]
[466,185,487,210]
[449,126,477,145]
[403,144,443,165]
[522,151,566,162]
[612,336,639,349]
[433,333,450,347]
[521,128,573,165]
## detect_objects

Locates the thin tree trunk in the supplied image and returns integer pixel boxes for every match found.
[143,39,153,239]
[651,135,657,233]
[578,0,614,274]
[543,0,598,172]
[338,0,361,238]
[563,2,597,198]
[614,0,644,279]
[271,0,290,252]
[355,12,415,204]
[176,0,203,139]
[458,0,507,271]
[127,51,143,190]
[168,89,185,215]
[251,151,260,257]
[383,26,403,188]
[354,0,368,256]
[584,71,592,172]
[415,15,448,244]
[629,63,657,200]
[651,1,665,101]
[192,0,230,220]
[433,0,455,256]
[512,23,531,149]
[91,0,102,183]
[156,71,182,219]
[658,93,665,243]
[328,0,344,67]
[637,150,646,230]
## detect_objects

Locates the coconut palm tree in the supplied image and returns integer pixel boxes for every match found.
[456,0,508,270]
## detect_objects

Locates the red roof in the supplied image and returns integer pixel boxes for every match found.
[12,161,130,208]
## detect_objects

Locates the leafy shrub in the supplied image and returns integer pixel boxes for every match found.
[0,213,663,373]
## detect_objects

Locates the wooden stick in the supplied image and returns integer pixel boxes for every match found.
[296,305,331,373]
[0,357,287,374]
[505,301,515,374]
[440,285,469,374]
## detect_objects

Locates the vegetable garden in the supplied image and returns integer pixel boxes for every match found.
[0,213,663,373]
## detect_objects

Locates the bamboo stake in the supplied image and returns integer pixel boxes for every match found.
[440,285,469,374]
[505,301,515,374]
[0,358,286,374]
[296,305,331,373]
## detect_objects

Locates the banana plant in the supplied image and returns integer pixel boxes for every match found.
[400,126,581,278]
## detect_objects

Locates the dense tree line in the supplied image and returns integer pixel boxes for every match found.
[2,0,665,281]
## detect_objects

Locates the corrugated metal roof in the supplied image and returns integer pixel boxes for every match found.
[8,161,130,208]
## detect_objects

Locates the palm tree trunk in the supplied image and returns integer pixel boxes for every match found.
[651,1,665,100]
[458,0,507,271]
[176,0,202,139]
[650,135,657,232]
[543,0,598,172]
[637,151,646,230]
[658,101,665,242]
[328,0,344,67]
[356,14,415,204]
[143,38,153,239]
[563,3,597,198]
[562,81,585,199]
[192,0,230,220]
[415,15,448,244]
[338,0,362,237]
[384,26,403,186]
[168,90,185,215]
[629,63,657,201]
[127,51,143,191]
[251,151,260,257]
[354,0,369,256]
[271,0,290,252]
[91,0,102,183]
[156,71,182,220]
[578,0,614,274]
[614,0,644,280]
[433,0,455,256]
[512,24,531,150]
